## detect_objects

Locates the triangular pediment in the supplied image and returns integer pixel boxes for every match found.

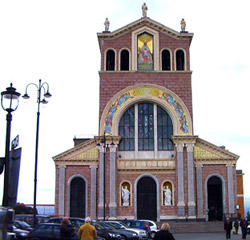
[194,138,239,165]
[53,139,98,166]
[97,17,193,48]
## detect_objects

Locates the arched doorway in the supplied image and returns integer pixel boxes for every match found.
[137,176,157,221]
[207,176,223,221]
[70,177,86,218]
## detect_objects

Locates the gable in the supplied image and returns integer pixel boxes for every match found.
[194,138,239,165]
[53,139,98,166]
[97,17,193,49]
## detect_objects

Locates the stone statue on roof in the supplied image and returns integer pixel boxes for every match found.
[104,18,110,32]
[142,3,148,17]
[180,18,186,32]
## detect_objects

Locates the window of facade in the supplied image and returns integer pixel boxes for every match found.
[106,49,115,70]
[176,49,185,70]
[120,49,129,71]
[119,107,135,151]
[137,32,154,71]
[118,103,173,151]
[162,49,171,71]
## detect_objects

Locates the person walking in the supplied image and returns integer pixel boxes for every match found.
[60,217,75,240]
[224,217,232,239]
[240,218,247,239]
[234,219,239,234]
[153,222,175,240]
[78,216,97,240]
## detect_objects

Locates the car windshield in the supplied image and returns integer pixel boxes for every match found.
[97,222,114,230]
[109,222,124,229]
[18,221,31,228]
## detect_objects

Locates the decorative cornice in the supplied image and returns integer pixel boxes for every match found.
[97,17,193,49]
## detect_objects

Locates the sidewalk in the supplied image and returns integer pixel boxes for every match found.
[174,232,244,240]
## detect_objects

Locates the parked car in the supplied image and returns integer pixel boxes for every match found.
[140,220,159,238]
[27,223,79,240]
[14,214,49,227]
[11,226,29,240]
[14,220,33,231]
[99,221,139,240]
[47,217,85,230]
[93,222,123,240]
[121,220,151,238]
[104,221,147,240]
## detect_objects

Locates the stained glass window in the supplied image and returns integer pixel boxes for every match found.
[118,104,173,151]
[119,107,135,150]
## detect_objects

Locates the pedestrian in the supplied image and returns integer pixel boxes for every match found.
[234,219,239,234]
[60,217,75,240]
[224,217,232,239]
[78,216,97,240]
[240,218,247,239]
[153,222,175,240]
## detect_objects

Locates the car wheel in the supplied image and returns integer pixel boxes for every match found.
[150,232,155,239]
[120,235,127,240]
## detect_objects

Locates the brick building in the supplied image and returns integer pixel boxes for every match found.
[53,7,243,221]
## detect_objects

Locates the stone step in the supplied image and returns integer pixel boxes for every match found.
[157,221,225,233]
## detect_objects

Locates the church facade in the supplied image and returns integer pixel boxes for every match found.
[53,8,241,221]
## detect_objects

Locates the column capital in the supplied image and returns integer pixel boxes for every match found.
[175,143,184,152]
[109,144,118,153]
[186,143,194,152]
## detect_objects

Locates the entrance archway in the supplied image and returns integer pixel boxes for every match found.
[137,176,157,221]
[70,177,86,218]
[207,176,223,221]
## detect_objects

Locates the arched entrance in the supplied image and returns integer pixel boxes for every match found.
[70,177,86,218]
[207,176,223,221]
[137,176,157,221]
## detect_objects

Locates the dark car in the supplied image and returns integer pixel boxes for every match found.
[11,226,29,240]
[14,214,49,227]
[93,222,123,240]
[121,220,151,238]
[47,217,85,230]
[101,221,139,240]
[27,223,79,240]
[14,220,33,231]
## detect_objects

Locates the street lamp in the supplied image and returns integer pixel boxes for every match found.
[1,83,20,207]
[22,79,51,226]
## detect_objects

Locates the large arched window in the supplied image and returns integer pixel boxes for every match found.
[120,49,129,71]
[118,103,173,151]
[176,49,185,70]
[106,49,115,70]
[162,49,171,71]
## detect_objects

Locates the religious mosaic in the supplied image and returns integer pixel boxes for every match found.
[104,87,189,135]
[137,32,153,70]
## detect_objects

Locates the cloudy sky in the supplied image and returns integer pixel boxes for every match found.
[0,0,249,205]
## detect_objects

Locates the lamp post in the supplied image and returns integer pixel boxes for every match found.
[1,83,20,207]
[22,79,51,226]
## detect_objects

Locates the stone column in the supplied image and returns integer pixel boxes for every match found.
[109,144,117,218]
[186,143,196,217]
[90,165,97,218]
[98,145,105,218]
[196,163,203,219]
[58,166,66,216]
[176,143,185,217]
[227,165,235,213]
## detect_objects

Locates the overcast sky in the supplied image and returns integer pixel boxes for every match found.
[0,0,249,205]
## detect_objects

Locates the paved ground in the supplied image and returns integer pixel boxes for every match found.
[174,233,244,240]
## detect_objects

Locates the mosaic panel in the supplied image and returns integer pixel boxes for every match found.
[104,87,189,135]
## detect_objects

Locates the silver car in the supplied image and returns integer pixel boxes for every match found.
[106,221,148,240]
